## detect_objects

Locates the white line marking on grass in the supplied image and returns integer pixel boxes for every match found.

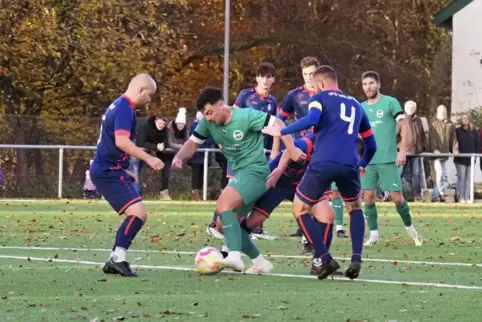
[1,245,481,268]
[1,254,481,291]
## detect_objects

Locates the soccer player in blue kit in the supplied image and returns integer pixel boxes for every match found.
[90,74,163,277]
[278,57,348,242]
[262,66,377,280]
[206,62,279,240]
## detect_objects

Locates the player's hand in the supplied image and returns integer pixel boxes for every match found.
[289,147,307,162]
[171,157,183,170]
[147,156,164,171]
[267,168,283,188]
[359,167,366,177]
[396,151,406,166]
[125,169,138,183]
[261,126,281,137]
[157,143,165,152]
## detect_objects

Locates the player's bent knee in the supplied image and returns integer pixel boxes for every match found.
[329,190,340,200]
[363,190,376,205]
[312,199,334,223]
[246,210,267,229]
[292,196,310,218]
[124,202,148,223]
[390,192,404,205]
[215,186,244,213]
[345,198,362,212]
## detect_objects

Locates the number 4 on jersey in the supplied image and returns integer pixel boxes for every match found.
[340,103,355,135]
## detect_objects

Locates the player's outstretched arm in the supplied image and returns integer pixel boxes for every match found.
[115,136,163,170]
[172,138,200,169]
[278,101,322,136]
[272,118,306,162]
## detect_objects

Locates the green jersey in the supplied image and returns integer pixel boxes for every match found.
[361,94,404,164]
[191,107,272,174]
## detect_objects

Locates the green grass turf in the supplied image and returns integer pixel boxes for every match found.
[1,200,482,321]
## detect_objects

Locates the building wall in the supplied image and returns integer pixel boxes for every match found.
[450,0,482,183]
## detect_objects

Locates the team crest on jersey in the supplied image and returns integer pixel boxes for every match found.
[376,110,384,118]
[233,130,244,140]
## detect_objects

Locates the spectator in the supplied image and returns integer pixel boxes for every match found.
[162,107,189,200]
[454,113,479,203]
[129,115,167,194]
[429,104,458,202]
[84,160,100,199]
[0,166,5,186]
[400,100,427,201]
[187,111,214,200]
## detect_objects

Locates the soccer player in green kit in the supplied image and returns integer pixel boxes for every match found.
[360,71,422,246]
[172,87,304,272]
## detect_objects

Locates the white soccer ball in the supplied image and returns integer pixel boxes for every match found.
[194,247,225,275]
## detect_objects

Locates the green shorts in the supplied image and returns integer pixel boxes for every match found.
[228,169,269,218]
[360,163,402,192]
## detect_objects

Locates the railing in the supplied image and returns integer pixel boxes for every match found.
[0,144,481,202]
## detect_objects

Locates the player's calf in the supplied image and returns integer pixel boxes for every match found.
[105,202,147,277]
[390,192,422,246]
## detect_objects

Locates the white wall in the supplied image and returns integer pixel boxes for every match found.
[449,0,482,183]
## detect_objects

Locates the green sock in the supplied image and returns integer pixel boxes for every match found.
[240,228,261,259]
[332,197,344,226]
[364,204,378,231]
[396,200,412,227]
[219,210,242,251]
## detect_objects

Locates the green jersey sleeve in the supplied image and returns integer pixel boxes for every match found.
[389,97,405,122]
[190,117,209,144]
[247,108,273,132]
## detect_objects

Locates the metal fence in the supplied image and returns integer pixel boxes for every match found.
[1,144,482,202]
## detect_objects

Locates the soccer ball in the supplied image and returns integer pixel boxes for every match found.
[194,247,224,275]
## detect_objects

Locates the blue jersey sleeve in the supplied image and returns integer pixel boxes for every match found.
[114,101,134,136]
[280,99,322,136]
[278,92,294,121]
[233,89,248,108]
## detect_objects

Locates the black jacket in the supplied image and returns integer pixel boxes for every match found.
[454,126,481,166]
[135,116,166,152]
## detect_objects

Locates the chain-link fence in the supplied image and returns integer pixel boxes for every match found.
[0,145,228,200]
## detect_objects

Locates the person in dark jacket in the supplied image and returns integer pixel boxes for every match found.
[187,111,214,200]
[129,115,167,194]
[454,113,480,203]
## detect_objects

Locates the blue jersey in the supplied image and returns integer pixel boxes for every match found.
[309,90,372,167]
[233,87,278,149]
[92,95,136,172]
[269,134,315,187]
[278,86,316,138]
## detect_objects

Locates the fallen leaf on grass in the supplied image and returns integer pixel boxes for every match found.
[393,261,398,266]
[278,306,287,310]
[71,315,87,320]
[1,296,7,299]
[27,257,31,262]
[450,236,459,242]
[112,317,125,321]
[242,314,250,318]
[95,218,102,222]
[403,254,408,259]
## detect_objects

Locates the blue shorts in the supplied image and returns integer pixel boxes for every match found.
[296,161,361,205]
[252,185,295,217]
[90,169,142,214]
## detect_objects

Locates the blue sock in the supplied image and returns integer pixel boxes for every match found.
[210,211,218,226]
[297,214,332,264]
[349,209,365,262]
[115,215,144,250]
[319,222,333,251]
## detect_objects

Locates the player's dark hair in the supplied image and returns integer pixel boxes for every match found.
[256,62,276,78]
[196,87,223,111]
[361,71,380,83]
[300,56,319,69]
[313,65,337,81]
